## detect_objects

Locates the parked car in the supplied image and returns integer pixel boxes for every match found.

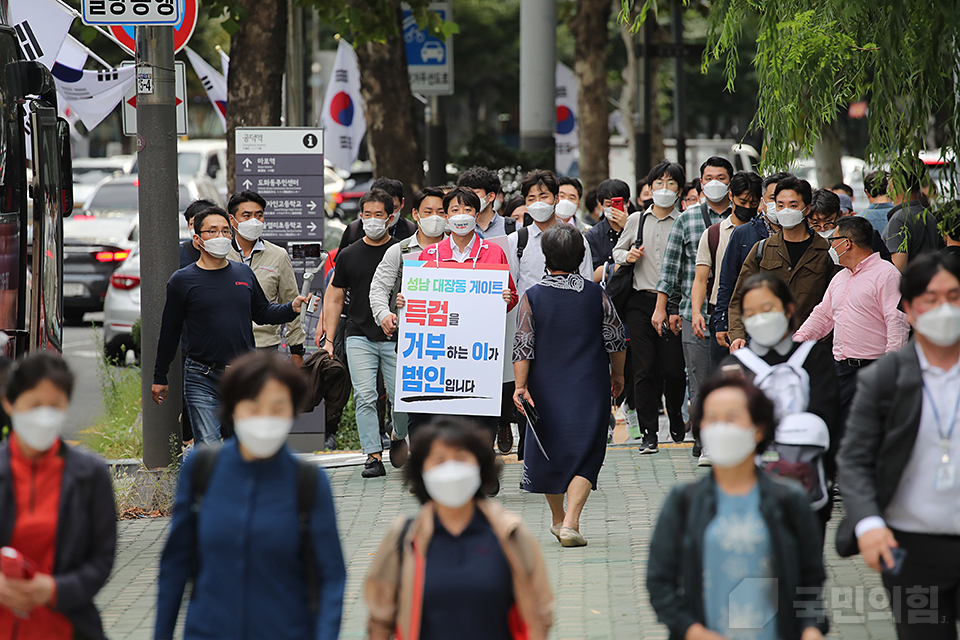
[132,139,228,201]
[84,174,224,217]
[102,244,142,363]
[102,218,193,362]
[72,155,135,209]
[332,170,374,220]
[62,214,138,324]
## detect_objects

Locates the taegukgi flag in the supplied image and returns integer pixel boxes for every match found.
[9,0,74,71]
[185,47,228,131]
[555,62,579,177]
[54,65,135,131]
[320,39,366,171]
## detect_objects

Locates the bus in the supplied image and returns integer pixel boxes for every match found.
[1,2,73,357]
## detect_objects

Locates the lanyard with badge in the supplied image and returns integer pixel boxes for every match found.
[924,382,960,491]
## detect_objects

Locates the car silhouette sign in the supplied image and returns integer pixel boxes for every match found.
[420,41,445,63]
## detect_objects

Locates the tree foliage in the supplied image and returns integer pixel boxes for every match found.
[621,0,960,186]
[204,0,456,43]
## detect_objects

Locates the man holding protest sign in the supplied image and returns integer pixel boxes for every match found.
[393,188,518,437]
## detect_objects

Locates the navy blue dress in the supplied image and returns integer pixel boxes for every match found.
[513,274,627,494]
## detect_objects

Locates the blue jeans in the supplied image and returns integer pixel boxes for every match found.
[183,358,224,444]
[345,336,399,455]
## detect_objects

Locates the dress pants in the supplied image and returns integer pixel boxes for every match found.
[624,290,685,437]
[883,529,960,640]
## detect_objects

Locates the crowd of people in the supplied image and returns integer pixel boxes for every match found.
[0,153,959,640]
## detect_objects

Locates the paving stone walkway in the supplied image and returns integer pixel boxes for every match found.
[96,446,898,639]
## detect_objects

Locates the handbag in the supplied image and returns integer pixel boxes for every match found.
[605,213,643,316]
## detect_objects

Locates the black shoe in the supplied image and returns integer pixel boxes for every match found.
[361,457,386,478]
[485,476,501,497]
[669,421,686,444]
[324,434,337,451]
[692,440,702,457]
[496,422,514,454]
[389,437,408,468]
[638,432,659,454]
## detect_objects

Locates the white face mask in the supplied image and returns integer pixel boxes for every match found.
[700,422,758,468]
[914,302,960,347]
[233,416,293,459]
[12,407,65,452]
[554,199,578,220]
[652,188,678,208]
[423,460,481,508]
[776,207,805,229]
[417,214,447,238]
[448,214,476,237]
[743,311,790,348]
[818,228,835,239]
[388,209,400,228]
[828,239,850,265]
[526,201,554,223]
[363,217,388,240]
[236,218,264,241]
[702,180,729,203]
[199,236,232,259]
[764,201,779,225]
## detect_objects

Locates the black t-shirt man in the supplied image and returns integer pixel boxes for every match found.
[338,216,416,253]
[784,235,813,268]
[332,237,399,342]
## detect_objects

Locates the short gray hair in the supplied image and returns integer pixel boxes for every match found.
[541,223,585,273]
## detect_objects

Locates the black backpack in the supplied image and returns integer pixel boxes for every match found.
[189,445,321,613]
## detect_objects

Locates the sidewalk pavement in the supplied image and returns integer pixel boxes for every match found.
[96,445,897,640]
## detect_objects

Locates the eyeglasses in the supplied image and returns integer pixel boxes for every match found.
[830,235,850,244]
[809,220,838,231]
[198,229,232,238]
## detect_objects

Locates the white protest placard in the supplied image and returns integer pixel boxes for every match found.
[395,264,508,416]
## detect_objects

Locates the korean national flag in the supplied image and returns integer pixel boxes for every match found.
[185,47,228,132]
[54,65,135,131]
[320,40,366,171]
[9,0,75,71]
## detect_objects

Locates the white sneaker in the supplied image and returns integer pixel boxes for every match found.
[698,452,712,467]
[623,405,641,440]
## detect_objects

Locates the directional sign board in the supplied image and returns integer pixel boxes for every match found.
[402,1,453,96]
[82,0,180,25]
[121,61,187,136]
[236,127,325,244]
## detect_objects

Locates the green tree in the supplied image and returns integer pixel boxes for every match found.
[622,0,960,188]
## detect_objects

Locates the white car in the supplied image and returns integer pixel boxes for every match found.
[102,244,142,363]
[421,41,444,63]
[131,139,228,202]
[72,155,135,209]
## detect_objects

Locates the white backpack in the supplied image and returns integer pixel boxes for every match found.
[733,341,832,510]
[733,340,815,420]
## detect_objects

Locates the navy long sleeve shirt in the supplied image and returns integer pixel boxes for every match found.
[715,216,769,332]
[153,261,296,384]
[155,441,346,640]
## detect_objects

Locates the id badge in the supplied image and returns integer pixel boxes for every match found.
[935,463,956,491]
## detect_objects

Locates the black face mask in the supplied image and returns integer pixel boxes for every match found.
[733,205,755,222]
[641,198,654,211]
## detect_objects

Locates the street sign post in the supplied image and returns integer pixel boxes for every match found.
[236,127,327,449]
[121,60,187,135]
[82,0,180,25]
[109,0,197,54]
[235,127,326,271]
[402,1,453,96]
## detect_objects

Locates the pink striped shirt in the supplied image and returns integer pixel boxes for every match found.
[794,252,908,360]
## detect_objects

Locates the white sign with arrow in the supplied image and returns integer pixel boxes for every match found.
[121,61,187,136]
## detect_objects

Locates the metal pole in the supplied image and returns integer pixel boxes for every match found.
[671,0,686,173]
[137,25,180,469]
[519,0,556,160]
[426,95,447,186]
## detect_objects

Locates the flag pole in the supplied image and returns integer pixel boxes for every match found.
[51,0,132,59]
